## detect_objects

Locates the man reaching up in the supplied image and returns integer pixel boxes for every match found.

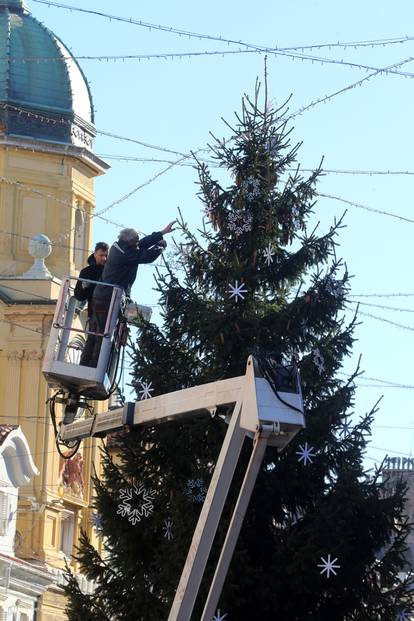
[82,222,175,367]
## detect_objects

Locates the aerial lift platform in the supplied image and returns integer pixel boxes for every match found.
[42,279,305,620]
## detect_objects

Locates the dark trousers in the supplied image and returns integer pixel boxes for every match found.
[80,301,110,368]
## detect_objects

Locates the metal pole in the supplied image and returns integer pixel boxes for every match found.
[168,404,246,621]
[200,432,268,621]
[57,295,77,362]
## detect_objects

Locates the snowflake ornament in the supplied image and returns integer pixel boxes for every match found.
[326,277,346,299]
[90,512,103,533]
[242,175,261,201]
[396,610,411,621]
[213,610,228,621]
[117,484,156,526]
[228,280,248,302]
[296,442,316,466]
[185,478,207,503]
[312,348,325,375]
[318,554,340,578]
[139,381,154,400]
[228,210,253,236]
[163,518,174,541]
[339,419,352,438]
[263,243,275,266]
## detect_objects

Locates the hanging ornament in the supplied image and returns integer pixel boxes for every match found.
[235,171,244,187]
[228,281,248,302]
[185,478,207,503]
[296,442,316,466]
[203,204,215,218]
[139,381,154,400]
[312,348,325,375]
[242,175,261,201]
[338,418,352,438]
[163,518,174,541]
[317,554,340,578]
[228,210,253,236]
[90,512,103,534]
[117,484,156,526]
[325,277,346,299]
[263,243,275,266]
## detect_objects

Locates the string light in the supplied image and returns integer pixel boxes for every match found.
[30,1,414,56]
[348,300,414,313]
[0,50,413,79]
[289,56,414,119]
[317,192,414,225]
[101,155,414,177]
[350,293,414,298]
[355,310,414,333]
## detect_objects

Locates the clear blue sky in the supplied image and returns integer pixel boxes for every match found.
[30,0,414,467]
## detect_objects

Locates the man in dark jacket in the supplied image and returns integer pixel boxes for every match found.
[82,222,175,367]
[74,242,109,316]
[74,242,108,367]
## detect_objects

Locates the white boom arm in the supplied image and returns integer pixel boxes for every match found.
[60,356,305,620]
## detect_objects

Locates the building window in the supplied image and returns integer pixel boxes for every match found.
[6,606,17,621]
[0,491,9,536]
[74,205,86,271]
[60,511,75,558]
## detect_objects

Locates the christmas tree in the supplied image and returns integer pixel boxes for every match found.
[65,76,414,621]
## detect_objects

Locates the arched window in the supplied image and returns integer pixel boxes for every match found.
[74,205,86,271]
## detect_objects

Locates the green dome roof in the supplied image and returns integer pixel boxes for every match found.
[0,0,95,147]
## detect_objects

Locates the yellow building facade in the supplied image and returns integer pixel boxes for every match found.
[0,0,110,618]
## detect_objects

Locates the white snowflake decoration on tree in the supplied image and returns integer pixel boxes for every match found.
[396,610,411,621]
[263,243,275,266]
[313,348,325,375]
[139,381,154,400]
[185,478,207,503]
[117,484,156,526]
[242,175,261,201]
[227,210,253,236]
[317,554,340,578]
[163,518,174,541]
[339,418,352,438]
[228,280,248,302]
[296,442,316,466]
[325,277,346,299]
[213,610,228,621]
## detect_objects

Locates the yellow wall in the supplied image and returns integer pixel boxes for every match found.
[0,145,96,279]
[0,142,107,619]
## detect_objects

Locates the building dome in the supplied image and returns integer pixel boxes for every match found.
[0,0,95,149]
